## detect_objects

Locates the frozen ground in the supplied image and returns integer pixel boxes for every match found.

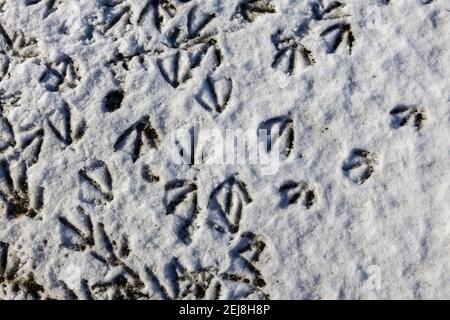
[0,0,449,300]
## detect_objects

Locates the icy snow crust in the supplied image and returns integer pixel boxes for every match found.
[0,0,449,299]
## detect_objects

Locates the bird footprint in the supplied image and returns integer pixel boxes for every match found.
[342,149,377,185]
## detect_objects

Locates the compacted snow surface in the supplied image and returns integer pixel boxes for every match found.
[0,0,449,299]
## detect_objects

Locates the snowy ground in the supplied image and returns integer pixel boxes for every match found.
[0,0,449,300]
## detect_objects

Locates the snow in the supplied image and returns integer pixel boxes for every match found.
[0,0,449,299]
